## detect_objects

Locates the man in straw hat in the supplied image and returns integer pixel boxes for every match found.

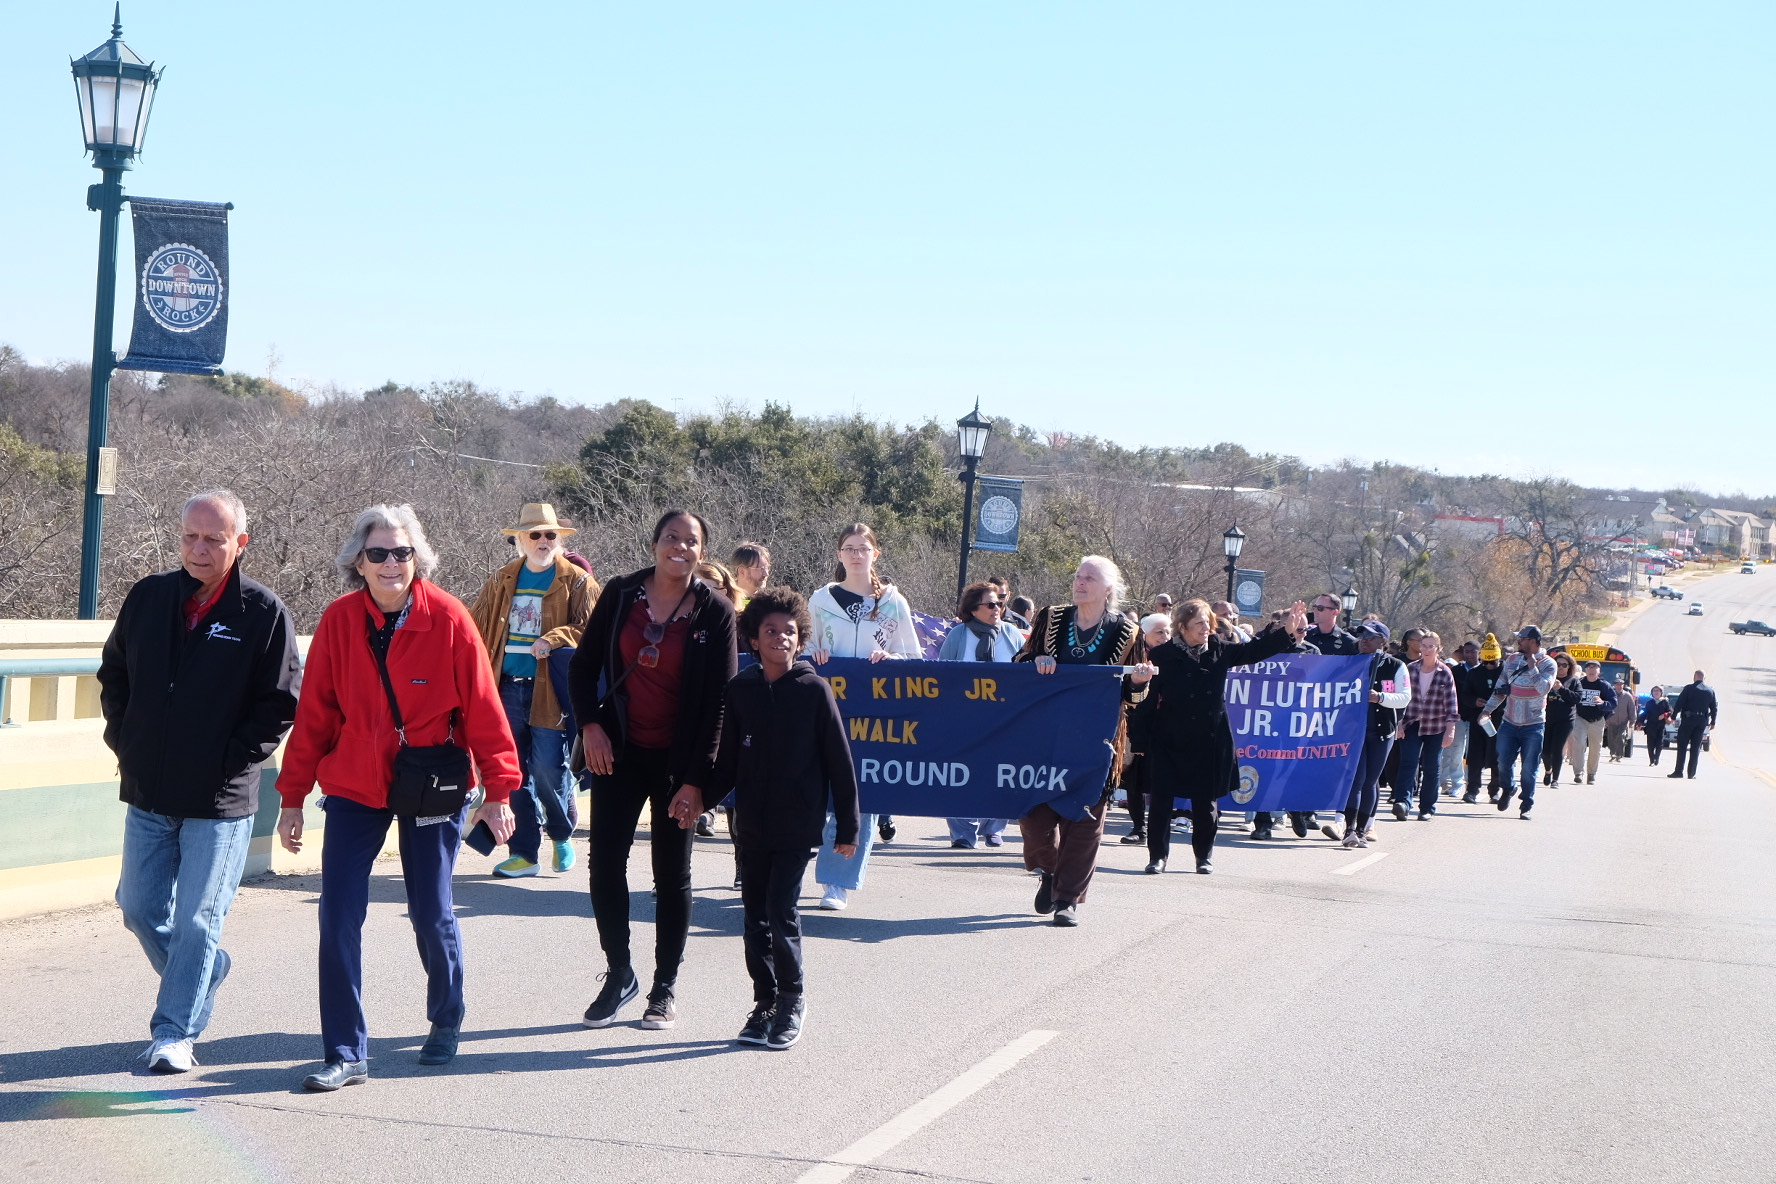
[469,504,600,877]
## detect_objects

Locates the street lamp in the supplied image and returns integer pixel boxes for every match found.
[1221,525,1246,603]
[954,403,992,601]
[1341,584,1359,629]
[71,5,161,619]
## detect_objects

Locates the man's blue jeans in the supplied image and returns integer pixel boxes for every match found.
[499,676,576,862]
[116,805,253,1042]
[1495,720,1545,810]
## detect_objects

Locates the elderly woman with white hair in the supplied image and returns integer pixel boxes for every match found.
[276,504,521,1092]
[1015,556,1155,927]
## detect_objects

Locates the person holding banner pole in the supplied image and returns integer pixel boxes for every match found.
[1016,557,1154,926]
[936,581,1024,848]
[1143,598,1309,875]
[1343,622,1410,847]
[806,524,921,910]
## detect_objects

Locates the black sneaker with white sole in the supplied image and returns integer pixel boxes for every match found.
[737,1003,775,1046]
[640,986,677,1030]
[1033,870,1055,914]
[581,967,639,1028]
[766,997,805,1049]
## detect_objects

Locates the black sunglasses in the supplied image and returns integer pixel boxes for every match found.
[363,546,415,564]
[529,531,557,541]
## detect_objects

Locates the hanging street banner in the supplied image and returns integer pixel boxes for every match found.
[819,657,1122,821]
[117,197,232,376]
[971,476,1025,553]
[1212,653,1369,813]
[1232,568,1266,618]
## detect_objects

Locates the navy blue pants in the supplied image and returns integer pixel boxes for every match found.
[318,795,466,1065]
[738,846,814,1003]
[1393,724,1445,815]
[1344,730,1394,832]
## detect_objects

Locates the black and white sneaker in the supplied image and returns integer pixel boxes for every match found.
[640,986,677,1030]
[581,967,639,1028]
[1119,831,1146,845]
[1053,902,1080,926]
[737,1003,775,1046]
[876,818,897,843]
[766,997,806,1050]
[1033,870,1056,915]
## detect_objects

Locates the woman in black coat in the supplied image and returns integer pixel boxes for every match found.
[1145,597,1309,874]
[1540,652,1581,787]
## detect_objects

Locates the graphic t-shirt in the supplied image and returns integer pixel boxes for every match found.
[502,564,554,677]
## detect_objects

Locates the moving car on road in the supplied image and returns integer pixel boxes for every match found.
[1688,602,1704,616]
[1730,619,1776,636]
[1651,585,1683,599]
[1742,561,1757,574]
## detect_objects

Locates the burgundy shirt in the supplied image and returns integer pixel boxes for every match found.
[618,606,689,750]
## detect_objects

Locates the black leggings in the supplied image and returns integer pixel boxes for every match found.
[1543,718,1573,781]
[587,744,695,989]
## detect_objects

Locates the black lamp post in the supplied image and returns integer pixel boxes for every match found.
[954,403,991,602]
[1222,525,1246,603]
[71,6,161,619]
[1341,584,1359,629]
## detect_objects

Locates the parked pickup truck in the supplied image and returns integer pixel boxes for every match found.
[1730,620,1776,636]
[1651,585,1683,599]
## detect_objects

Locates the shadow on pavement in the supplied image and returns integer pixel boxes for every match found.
[800,912,1032,942]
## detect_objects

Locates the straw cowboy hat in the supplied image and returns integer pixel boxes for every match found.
[501,503,576,537]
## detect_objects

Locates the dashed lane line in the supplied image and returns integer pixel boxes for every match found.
[793,1030,1059,1184]
[1331,851,1390,876]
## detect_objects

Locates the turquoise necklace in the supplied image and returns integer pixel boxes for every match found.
[1067,611,1108,659]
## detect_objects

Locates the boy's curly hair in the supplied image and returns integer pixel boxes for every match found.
[738,587,812,649]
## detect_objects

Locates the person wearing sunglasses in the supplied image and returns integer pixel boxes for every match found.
[568,510,737,1032]
[936,581,1026,849]
[468,503,600,879]
[277,504,521,1090]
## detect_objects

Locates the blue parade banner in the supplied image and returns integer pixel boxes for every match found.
[1214,653,1369,812]
[972,476,1024,553]
[117,197,231,376]
[818,657,1123,821]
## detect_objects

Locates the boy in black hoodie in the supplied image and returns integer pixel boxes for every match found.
[672,588,859,1050]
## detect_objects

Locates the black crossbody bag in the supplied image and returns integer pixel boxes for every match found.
[368,615,472,817]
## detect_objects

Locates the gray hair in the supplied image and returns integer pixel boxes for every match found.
[182,488,248,536]
[335,503,440,589]
[1077,554,1127,613]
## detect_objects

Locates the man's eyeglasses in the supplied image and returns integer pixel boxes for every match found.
[529,531,557,542]
[363,546,416,564]
[1313,603,1339,612]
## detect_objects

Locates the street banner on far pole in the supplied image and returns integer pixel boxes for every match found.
[1233,568,1266,617]
[117,197,231,376]
[972,477,1024,553]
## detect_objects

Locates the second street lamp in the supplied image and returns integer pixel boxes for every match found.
[70,6,161,619]
[1222,525,1246,603]
[955,403,991,602]
[1342,584,1359,629]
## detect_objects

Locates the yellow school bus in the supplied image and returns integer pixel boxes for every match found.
[1546,642,1639,691]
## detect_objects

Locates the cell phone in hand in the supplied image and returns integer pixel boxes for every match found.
[463,820,498,856]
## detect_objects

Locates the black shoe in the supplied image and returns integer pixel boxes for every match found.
[417,1023,459,1065]
[1417,812,1431,821]
[1667,772,1683,779]
[1053,902,1079,926]
[302,1059,369,1092]
[950,840,971,849]
[1688,774,1697,779]
[1392,802,1408,821]
[1195,859,1212,874]
[1145,859,1166,875]
[695,812,715,837]
[1497,791,1514,811]
[1462,793,1478,803]
[1587,776,1595,785]
[641,986,677,1030]
[1520,809,1532,820]
[765,997,805,1050]
[1251,827,1273,840]
[1120,831,1146,844]
[1034,871,1055,915]
[1290,815,1308,838]
[877,818,896,843]
[732,873,743,891]
[737,1003,775,1046]
[582,966,639,1028]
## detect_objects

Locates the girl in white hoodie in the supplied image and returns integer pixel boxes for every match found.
[805,524,920,909]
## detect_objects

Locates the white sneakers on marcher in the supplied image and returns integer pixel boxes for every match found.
[818,884,849,911]
[145,1037,197,1073]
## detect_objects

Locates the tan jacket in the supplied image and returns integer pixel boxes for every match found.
[469,555,599,730]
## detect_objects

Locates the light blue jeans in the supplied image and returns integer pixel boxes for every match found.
[116,805,254,1042]
[815,812,876,891]
[946,818,1008,846]
[1440,721,1469,789]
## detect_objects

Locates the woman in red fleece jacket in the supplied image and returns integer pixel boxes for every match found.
[276,504,521,1092]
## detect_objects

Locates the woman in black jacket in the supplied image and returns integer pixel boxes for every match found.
[1640,686,1673,766]
[568,511,737,1031]
[1540,652,1581,787]
[1145,597,1309,874]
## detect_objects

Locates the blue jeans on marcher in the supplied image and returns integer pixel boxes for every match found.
[1394,724,1446,816]
[117,806,254,1042]
[1495,720,1544,811]
[318,795,467,1065]
[815,812,876,891]
[946,818,1008,846]
[498,676,576,863]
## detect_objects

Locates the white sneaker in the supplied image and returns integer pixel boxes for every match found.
[146,1037,196,1073]
[818,885,849,911]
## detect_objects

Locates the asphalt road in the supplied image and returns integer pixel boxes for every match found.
[4,567,1774,1183]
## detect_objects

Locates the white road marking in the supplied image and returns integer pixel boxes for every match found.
[1332,851,1390,875]
[794,1029,1059,1184]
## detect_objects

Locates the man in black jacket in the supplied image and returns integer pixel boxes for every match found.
[98,490,300,1074]
[1668,670,1719,780]
[1456,636,1504,802]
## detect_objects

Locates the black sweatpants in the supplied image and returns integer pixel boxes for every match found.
[738,847,814,1003]
[588,744,695,989]
[1466,724,1498,795]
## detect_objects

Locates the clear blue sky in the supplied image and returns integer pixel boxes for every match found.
[4,3,1771,494]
